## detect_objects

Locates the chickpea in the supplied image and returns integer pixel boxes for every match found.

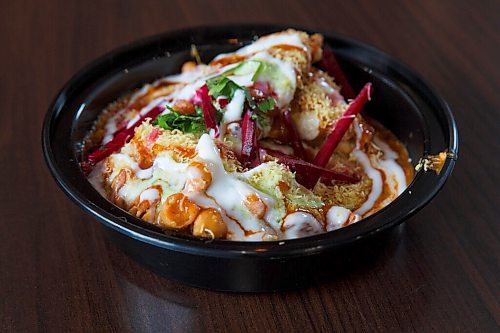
[111,169,128,192]
[244,194,267,219]
[137,188,161,222]
[346,213,361,227]
[157,193,200,229]
[142,206,156,223]
[132,200,156,223]
[192,208,227,239]
[134,143,154,169]
[172,99,195,115]
[184,161,212,192]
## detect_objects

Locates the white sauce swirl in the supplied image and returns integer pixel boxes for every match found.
[326,206,351,231]
[352,120,408,216]
[282,212,324,239]
[194,134,282,240]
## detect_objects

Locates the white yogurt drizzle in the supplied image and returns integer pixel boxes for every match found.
[140,188,160,203]
[194,134,281,241]
[353,148,384,216]
[373,136,407,199]
[282,212,324,239]
[222,88,246,123]
[183,191,246,240]
[106,151,188,204]
[352,120,407,216]
[326,206,353,231]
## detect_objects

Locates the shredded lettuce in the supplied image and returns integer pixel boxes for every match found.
[242,161,323,219]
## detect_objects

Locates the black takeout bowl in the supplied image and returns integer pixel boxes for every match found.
[42,24,458,292]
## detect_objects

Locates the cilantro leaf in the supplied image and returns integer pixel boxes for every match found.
[153,106,206,133]
[205,62,278,131]
[194,105,203,116]
[206,76,242,100]
[251,111,269,128]
[257,97,276,112]
[248,97,276,128]
[244,87,256,109]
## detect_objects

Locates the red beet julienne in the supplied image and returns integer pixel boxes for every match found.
[193,85,219,138]
[313,83,373,169]
[81,104,165,174]
[278,155,360,187]
[259,148,360,188]
[241,109,260,167]
[318,46,356,100]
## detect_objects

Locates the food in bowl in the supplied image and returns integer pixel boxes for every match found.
[82,29,413,241]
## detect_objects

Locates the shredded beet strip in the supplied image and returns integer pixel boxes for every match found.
[194,85,219,137]
[313,83,372,169]
[241,110,260,167]
[318,46,356,100]
[260,148,360,188]
[282,109,306,160]
[84,104,165,168]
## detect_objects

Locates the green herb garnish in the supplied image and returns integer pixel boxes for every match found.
[257,97,276,112]
[251,112,268,127]
[206,75,256,113]
[205,60,277,130]
[206,76,242,100]
[251,97,276,127]
[153,106,206,133]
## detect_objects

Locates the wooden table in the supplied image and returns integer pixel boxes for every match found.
[1,1,499,331]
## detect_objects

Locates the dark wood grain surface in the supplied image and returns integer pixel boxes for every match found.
[1,0,499,331]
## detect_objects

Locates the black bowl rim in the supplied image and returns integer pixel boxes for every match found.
[42,24,458,259]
